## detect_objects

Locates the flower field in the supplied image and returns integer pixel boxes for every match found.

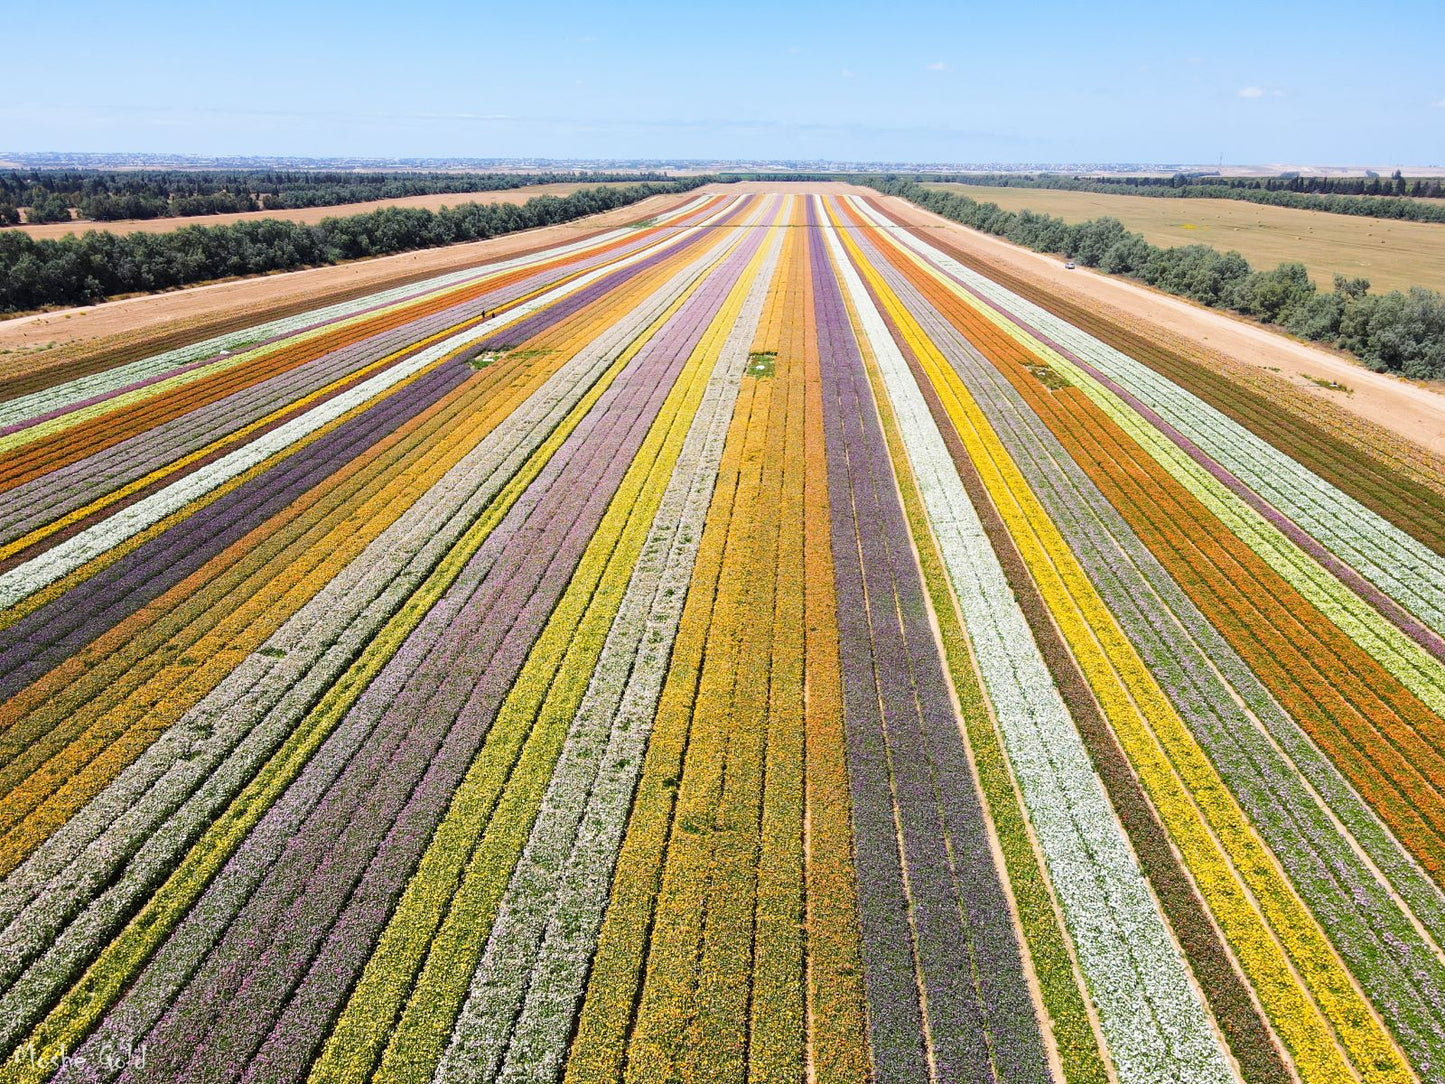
[2,187,1444,1084]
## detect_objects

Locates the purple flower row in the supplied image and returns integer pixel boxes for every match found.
[808,201,1049,1084]
[0,201,715,554]
[0,190,721,439]
[0,357,471,829]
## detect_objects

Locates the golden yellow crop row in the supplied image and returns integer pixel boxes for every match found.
[619,209,797,1083]
[566,203,867,1083]
[562,266,778,1084]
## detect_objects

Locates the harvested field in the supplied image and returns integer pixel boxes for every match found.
[2,185,1445,1084]
[925,182,1445,294]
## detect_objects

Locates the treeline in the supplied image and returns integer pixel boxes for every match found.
[947,170,1445,198]
[866,178,1445,380]
[1100,170,1443,198]
[0,179,710,315]
[0,170,672,226]
[920,172,1445,225]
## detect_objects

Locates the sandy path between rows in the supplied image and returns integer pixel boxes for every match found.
[855,187,1445,456]
[0,190,694,353]
[7,182,638,240]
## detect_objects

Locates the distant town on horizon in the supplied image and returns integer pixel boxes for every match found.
[5,150,1445,176]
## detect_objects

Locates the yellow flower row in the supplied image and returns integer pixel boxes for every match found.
[742,202,812,1084]
[359,207,787,1084]
[564,207,795,1084]
[0,229,714,879]
[890,230,1445,735]
[613,205,798,1084]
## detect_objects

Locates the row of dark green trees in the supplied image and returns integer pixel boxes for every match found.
[1095,170,1442,198]
[866,178,1445,380]
[0,170,673,226]
[0,180,708,315]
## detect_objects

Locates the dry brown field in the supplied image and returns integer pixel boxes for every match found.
[925,182,1445,294]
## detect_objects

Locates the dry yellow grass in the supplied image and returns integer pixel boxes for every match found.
[925,183,1445,294]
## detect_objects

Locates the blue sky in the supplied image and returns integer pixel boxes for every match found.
[4,0,1442,165]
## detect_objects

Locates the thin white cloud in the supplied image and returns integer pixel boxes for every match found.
[926,61,950,72]
[1434,99,1445,109]
[841,68,856,79]
[1272,89,1286,98]
[1237,86,1265,99]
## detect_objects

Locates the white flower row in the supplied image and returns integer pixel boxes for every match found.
[1040,317,1445,635]
[1082,368,1445,712]
[0,193,716,432]
[434,220,784,1084]
[0,196,744,616]
[874,223,1445,721]
[1,190,729,551]
[818,211,1234,1084]
[0,192,724,476]
[0,223,743,1056]
[1015,314,1445,659]
[850,198,1445,758]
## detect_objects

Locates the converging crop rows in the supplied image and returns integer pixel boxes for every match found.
[0,188,1442,1084]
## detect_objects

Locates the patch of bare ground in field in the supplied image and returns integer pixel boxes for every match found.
[924,183,1445,295]
[7,182,640,240]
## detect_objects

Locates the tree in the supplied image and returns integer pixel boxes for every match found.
[25,195,73,225]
